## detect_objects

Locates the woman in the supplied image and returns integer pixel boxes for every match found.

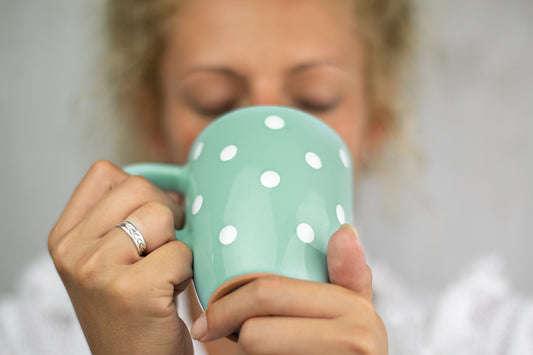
[48,0,409,353]
[4,0,532,354]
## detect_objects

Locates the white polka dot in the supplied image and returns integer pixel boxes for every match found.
[193,142,204,160]
[336,204,346,224]
[220,145,237,161]
[192,195,203,215]
[339,149,349,168]
[260,171,281,188]
[219,225,237,245]
[297,223,315,243]
[265,115,285,130]
[305,152,322,169]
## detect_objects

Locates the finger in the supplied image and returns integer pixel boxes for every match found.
[50,160,128,245]
[327,224,373,302]
[136,240,193,291]
[192,275,368,342]
[97,201,180,264]
[178,317,194,355]
[77,174,184,242]
[236,317,359,355]
[88,241,192,326]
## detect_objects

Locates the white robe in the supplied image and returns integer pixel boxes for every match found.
[1,254,531,355]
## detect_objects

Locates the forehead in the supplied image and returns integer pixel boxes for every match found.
[165,0,364,73]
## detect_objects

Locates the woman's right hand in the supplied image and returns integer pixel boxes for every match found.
[48,160,194,355]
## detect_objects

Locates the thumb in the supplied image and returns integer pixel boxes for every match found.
[327,224,373,303]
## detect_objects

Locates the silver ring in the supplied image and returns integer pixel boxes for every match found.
[117,221,147,256]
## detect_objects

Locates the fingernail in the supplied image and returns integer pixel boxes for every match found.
[191,312,207,341]
[340,224,359,239]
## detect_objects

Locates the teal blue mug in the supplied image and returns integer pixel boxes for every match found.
[125,106,353,310]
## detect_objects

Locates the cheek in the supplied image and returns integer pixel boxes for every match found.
[162,107,211,164]
[327,104,370,168]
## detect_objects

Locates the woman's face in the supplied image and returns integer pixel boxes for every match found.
[156,0,379,168]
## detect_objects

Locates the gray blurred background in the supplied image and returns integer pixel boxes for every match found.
[1,0,532,296]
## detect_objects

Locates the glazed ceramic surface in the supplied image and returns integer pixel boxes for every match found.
[125,106,353,309]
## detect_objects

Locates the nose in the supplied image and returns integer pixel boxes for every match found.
[247,80,286,107]
[249,95,282,107]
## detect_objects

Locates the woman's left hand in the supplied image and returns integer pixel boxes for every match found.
[190,225,388,355]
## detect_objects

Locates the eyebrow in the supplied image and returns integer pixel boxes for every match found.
[180,60,343,80]
[287,61,344,75]
[180,66,245,81]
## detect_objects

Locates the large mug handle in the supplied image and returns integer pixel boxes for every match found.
[123,163,191,244]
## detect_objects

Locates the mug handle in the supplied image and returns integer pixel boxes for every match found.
[123,162,191,243]
[124,163,189,192]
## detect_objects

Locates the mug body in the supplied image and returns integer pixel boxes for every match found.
[181,106,353,308]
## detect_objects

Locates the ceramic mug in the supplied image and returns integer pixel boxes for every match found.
[124,105,353,311]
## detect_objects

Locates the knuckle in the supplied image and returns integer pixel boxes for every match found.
[47,225,61,253]
[168,240,193,263]
[335,327,370,354]
[332,317,385,355]
[146,201,174,226]
[106,273,140,309]
[250,275,285,306]
[353,329,381,355]
[126,175,156,196]
[356,295,376,315]
[49,232,77,275]
[338,285,374,313]
[107,271,170,317]
[73,251,106,288]
[238,318,264,354]
[49,238,69,274]
[87,160,117,178]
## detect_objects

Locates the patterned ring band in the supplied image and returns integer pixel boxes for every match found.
[117,221,147,256]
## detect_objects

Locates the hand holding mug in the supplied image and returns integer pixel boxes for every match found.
[48,161,194,354]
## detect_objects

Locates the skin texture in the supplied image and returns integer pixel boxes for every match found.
[49,0,388,354]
